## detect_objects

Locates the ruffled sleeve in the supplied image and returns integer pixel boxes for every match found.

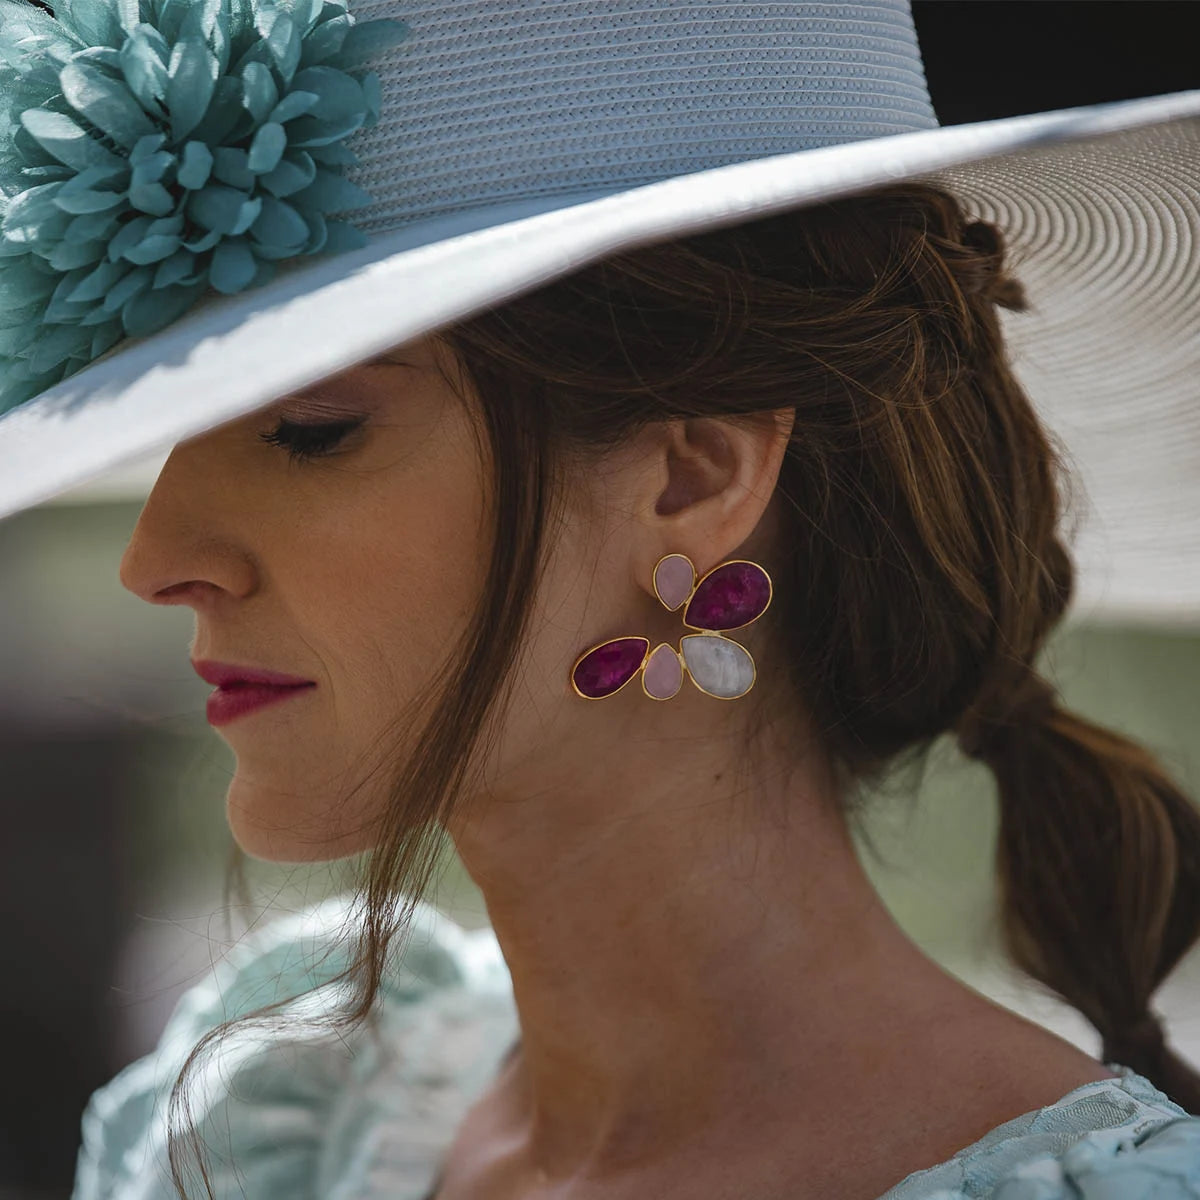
[884,1067,1200,1200]
[70,896,518,1200]
[986,1117,1200,1199]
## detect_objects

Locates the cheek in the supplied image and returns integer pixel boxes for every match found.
[287,458,489,714]
[226,468,488,860]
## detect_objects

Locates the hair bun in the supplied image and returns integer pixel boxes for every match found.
[961,219,1002,257]
[950,217,1030,311]
[956,219,1006,299]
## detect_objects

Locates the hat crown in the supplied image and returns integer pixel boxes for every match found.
[347,0,940,236]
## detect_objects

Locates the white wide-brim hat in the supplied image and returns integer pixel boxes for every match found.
[1,0,1198,626]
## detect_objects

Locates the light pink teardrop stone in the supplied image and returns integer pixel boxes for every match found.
[654,554,695,610]
[643,643,683,699]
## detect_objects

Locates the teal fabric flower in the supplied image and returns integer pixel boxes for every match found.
[0,0,409,414]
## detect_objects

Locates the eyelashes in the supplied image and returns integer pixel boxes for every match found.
[258,416,366,463]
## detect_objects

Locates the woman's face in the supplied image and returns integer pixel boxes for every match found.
[119,336,501,860]
[121,333,791,864]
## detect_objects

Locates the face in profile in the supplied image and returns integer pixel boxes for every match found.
[118,337,497,859]
[119,321,796,865]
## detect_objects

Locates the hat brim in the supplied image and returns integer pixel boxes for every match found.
[4,88,1200,622]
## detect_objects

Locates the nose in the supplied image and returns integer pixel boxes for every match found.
[119,438,258,608]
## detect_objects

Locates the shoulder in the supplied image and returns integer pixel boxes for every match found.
[70,896,515,1200]
[881,1068,1200,1199]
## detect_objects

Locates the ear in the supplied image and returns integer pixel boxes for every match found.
[631,408,796,589]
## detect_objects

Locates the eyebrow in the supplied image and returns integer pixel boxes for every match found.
[272,392,368,419]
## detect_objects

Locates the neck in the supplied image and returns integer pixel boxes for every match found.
[446,713,958,1183]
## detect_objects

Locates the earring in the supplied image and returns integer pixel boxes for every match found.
[569,553,773,702]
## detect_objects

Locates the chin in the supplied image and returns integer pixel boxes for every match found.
[224,784,370,864]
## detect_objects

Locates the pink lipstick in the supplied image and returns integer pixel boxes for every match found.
[191,660,316,728]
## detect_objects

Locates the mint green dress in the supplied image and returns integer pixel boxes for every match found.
[71,897,1200,1199]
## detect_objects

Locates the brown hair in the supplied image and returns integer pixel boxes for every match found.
[168,179,1200,1195]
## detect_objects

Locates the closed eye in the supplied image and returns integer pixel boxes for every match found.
[258,417,366,463]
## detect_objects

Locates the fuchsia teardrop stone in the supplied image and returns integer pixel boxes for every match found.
[683,561,771,631]
[571,637,649,698]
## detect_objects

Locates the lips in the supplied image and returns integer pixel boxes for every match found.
[191,660,316,727]
[204,681,314,727]
[191,659,315,688]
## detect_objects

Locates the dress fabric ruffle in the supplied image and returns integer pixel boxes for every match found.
[70,896,518,1200]
[70,896,1200,1199]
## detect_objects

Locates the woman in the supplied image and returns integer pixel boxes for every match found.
[2,1,1199,1197]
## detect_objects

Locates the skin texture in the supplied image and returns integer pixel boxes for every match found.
[120,335,1115,1200]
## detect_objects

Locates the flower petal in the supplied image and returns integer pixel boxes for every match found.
[240,60,280,125]
[212,146,255,189]
[176,141,214,191]
[19,108,126,174]
[188,185,262,236]
[152,249,200,289]
[24,323,95,375]
[258,150,316,198]
[321,218,365,253]
[123,233,181,264]
[291,168,371,213]
[2,183,68,241]
[47,237,106,271]
[307,141,358,168]
[63,210,120,244]
[53,185,127,215]
[209,238,257,293]
[0,258,58,308]
[188,74,248,145]
[166,25,219,140]
[301,13,351,67]
[116,0,146,39]
[289,65,363,124]
[181,228,221,254]
[45,265,95,321]
[333,18,410,69]
[153,0,192,47]
[122,280,206,336]
[107,214,155,262]
[249,194,309,253]
[261,11,301,82]
[68,258,130,303]
[279,0,324,36]
[58,58,158,149]
[119,24,170,111]
[286,111,365,149]
[129,132,168,166]
[90,318,123,360]
[267,89,318,124]
[128,180,174,216]
[0,319,42,359]
[248,122,286,173]
[55,0,124,50]
[100,263,153,312]
[361,70,381,126]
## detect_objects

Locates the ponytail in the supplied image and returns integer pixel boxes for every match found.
[959,667,1200,1112]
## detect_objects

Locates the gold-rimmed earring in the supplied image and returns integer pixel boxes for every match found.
[569,552,773,701]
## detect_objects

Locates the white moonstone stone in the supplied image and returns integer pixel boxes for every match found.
[680,635,755,698]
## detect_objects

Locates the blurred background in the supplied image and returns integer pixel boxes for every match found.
[3,4,1200,1198]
